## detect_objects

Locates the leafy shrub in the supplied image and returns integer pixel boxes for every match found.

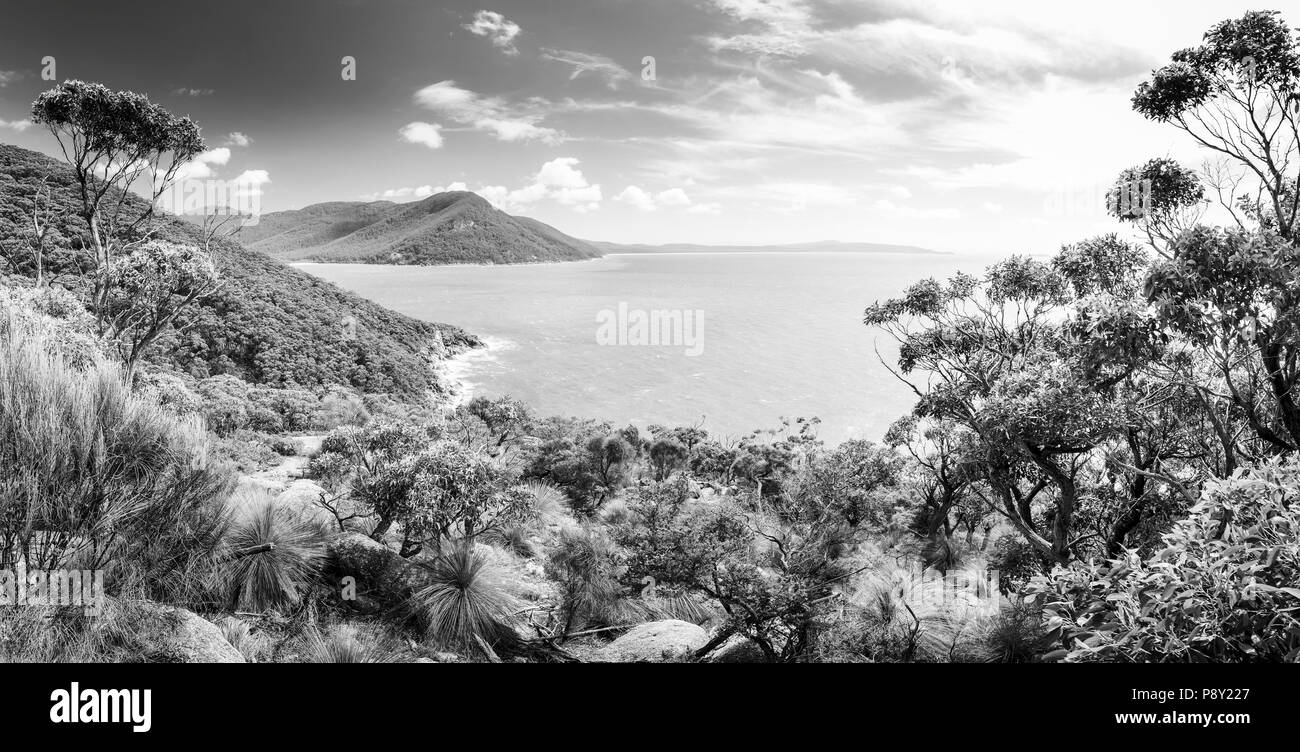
[987,533,1048,593]
[313,388,371,430]
[132,369,203,416]
[210,430,282,473]
[0,283,100,366]
[1030,458,1300,662]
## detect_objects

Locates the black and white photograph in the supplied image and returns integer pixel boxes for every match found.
[0,0,1296,736]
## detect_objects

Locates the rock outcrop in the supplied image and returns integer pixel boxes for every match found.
[598,619,708,663]
[125,602,245,663]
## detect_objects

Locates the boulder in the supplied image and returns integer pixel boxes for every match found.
[598,619,707,663]
[123,602,245,663]
[706,635,767,663]
[327,532,429,612]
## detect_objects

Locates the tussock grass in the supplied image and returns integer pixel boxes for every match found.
[222,496,330,612]
[409,543,518,654]
[544,524,640,632]
[521,479,572,529]
[0,313,237,607]
[298,623,399,663]
[214,616,269,662]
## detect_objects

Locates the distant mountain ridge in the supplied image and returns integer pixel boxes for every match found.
[590,240,945,255]
[238,192,603,265]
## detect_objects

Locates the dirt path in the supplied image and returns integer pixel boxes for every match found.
[235,434,328,519]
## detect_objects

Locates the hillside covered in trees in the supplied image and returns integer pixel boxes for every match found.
[0,144,479,397]
[237,192,602,265]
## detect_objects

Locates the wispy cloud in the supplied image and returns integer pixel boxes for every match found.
[413,80,562,144]
[540,48,634,89]
[0,118,33,131]
[171,87,215,96]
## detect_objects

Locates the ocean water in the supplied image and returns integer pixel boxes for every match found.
[299,252,997,444]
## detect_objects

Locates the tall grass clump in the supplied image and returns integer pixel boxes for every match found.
[214,616,269,663]
[408,543,518,655]
[521,479,572,529]
[298,623,398,663]
[544,524,638,633]
[814,560,1002,662]
[223,496,330,612]
[0,314,236,589]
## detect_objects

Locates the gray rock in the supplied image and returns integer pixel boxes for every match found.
[328,532,430,611]
[125,602,245,663]
[707,635,767,663]
[598,619,707,663]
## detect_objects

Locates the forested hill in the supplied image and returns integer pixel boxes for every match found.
[0,143,479,399]
[237,191,603,264]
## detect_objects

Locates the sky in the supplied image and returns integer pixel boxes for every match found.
[0,0,1287,252]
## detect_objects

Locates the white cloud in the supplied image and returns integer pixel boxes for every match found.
[536,157,589,189]
[0,118,32,131]
[706,0,813,56]
[364,160,601,214]
[476,118,556,143]
[477,158,603,213]
[655,188,692,207]
[233,169,271,197]
[413,80,561,144]
[0,71,18,87]
[616,185,694,211]
[540,48,633,89]
[175,148,232,180]
[554,184,603,212]
[361,182,470,201]
[616,186,657,211]
[463,10,522,55]
[399,121,445,149]
[172,87,214,96]
[224,132,252,147]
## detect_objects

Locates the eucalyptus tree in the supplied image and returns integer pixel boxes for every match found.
[1125,11,1300,452]
[30,81,218,374]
